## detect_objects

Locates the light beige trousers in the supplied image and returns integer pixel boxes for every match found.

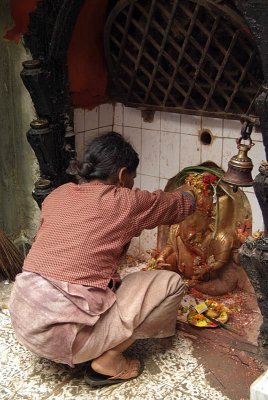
[72,270,185,364]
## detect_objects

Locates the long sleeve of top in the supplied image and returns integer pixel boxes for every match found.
[23,182,195,288]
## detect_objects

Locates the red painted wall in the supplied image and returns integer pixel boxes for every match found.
[68,0,108,109]
[5,0,108,109]
[4,0,36,43]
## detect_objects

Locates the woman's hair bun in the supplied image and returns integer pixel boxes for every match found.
[78,161,95,178]
[80,132,139,182]
[85,162,94,172]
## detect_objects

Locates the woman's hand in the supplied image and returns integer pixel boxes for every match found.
[175,184,197,203]
[155,255,172,270]
[155,255,165,269]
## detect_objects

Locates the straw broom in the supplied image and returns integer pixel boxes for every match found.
[0,229,23,281]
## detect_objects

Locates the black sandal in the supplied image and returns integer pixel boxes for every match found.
[84,362,143,387]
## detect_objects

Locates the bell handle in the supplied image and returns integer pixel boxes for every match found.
[240,120,253,140]
[236,136,255,148]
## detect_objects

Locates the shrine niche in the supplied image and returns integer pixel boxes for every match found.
[5,0,268,358]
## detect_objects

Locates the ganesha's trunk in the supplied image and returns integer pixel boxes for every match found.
[194,263,240,297]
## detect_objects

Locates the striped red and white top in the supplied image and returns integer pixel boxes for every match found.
[23,182,195,288]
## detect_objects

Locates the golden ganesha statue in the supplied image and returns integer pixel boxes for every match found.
[156,162,252,296]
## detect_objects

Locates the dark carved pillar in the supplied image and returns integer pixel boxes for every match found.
[239,237,268,358]
[254,164,268,234]
[235,0,268,357]
[21,0,85,206]
[235,0,268,160]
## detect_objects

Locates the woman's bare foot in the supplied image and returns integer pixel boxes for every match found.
[91,350,140,379]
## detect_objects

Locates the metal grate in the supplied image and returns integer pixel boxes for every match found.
[104,0,264,119]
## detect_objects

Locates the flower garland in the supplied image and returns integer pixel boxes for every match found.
[184,173,218,196]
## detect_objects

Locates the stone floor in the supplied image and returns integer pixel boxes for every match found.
[0,279,265,400]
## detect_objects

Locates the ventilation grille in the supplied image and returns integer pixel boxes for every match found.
[104,0,263,119]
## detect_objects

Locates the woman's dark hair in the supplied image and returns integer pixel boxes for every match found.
[78,132,139,181]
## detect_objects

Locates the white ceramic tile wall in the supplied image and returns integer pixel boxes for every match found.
[142,111,161,130]
[74,105,114,161]
[160,178,169,190]
[244,190,264,232]
[181,114,201,134]
[180,133,201,169]
[160,131,181,179]
[141,129,161,177]
[139,228,158,258]
[113,124,123,134]
[140,174,160,192]
[74,108,85,133]
[99,104,113,127]
[222,137,236,172]
[134,173,141,189]
[160,112,180,133]
[85,107,98,131]
[201,136,223,166]
[202,117,223,137]
[123,106,142,128]
[124,126,142,173]
[223,119,242,138]
[84,129,98,147]
[74,103,266,258]
[75,127,85,161]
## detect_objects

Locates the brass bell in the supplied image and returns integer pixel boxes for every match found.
[222,137,255,188]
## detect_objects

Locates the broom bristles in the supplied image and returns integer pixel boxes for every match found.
[0,230,23,281]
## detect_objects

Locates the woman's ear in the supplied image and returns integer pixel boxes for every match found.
[118,167,128,187]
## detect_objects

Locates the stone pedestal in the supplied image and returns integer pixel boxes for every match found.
[239,237,268,359]
[254,165,268,233]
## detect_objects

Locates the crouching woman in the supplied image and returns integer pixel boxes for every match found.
[9,132,195,386]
